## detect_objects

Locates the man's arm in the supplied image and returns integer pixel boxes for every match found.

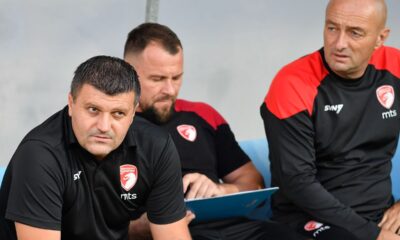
[149,218,191,240]
[261,103,380,240]
[15,222,60,240]
[129,212,195,240]
[183,162,263,199]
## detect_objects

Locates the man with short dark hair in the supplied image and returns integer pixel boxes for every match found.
[0,55,191,240]
[124,23,301,240]
[261,0,400,239]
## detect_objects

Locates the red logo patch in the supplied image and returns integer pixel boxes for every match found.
[376,85,395,109]
[120,164,138,191]
[177,125,197,142]
[304,221,323,231]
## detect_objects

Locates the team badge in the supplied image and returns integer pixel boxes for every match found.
[177,125,197,142]
[376,85,395,109]
[120,164,138,191]
[304,220,323,231]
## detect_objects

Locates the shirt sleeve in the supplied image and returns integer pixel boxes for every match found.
[145,136,186,225]
[261,104,380,240]
[5,140,64,230]
[215,123,251,178]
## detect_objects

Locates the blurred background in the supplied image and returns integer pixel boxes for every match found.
[1,0,399,165]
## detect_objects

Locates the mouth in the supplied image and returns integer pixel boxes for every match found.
[91,135,112,142]
[332,53,349,61]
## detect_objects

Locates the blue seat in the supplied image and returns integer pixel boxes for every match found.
[239,138,271,221]
[392,145,400,200]
[0,167,5,185]
[239,138,270,187]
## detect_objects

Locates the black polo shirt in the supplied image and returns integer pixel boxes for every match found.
[0,106,186,240]
[138,99,250,183]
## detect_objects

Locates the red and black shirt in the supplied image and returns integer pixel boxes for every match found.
[139,99,250,184]
[261,46,400,240]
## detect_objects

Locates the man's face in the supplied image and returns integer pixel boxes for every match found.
[125,42,183,122]
[323,0,388,79]
[68,84,136,160]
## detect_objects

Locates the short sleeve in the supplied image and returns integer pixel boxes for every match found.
[5,140,64,230]
[145,136,186,224]
[215,124,251,178]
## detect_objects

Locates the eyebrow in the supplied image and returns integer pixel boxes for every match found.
[148,72,184,79]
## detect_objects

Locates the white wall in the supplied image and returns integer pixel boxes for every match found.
[1,0,399,165]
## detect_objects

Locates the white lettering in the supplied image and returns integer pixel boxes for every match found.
[121,193,137,200]
[382,110,397,119]
[73,171,82,181]
[324,104,344,114]
[313,225,331,237]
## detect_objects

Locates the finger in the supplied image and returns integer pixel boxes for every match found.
[204,183,218,198]
[185,211,196,224]
[379,213,388,227]
[195,179,212,199]
[389,218,400,234]
[182,173,195,194]
[381,215,397,231]
[186,177,202,200]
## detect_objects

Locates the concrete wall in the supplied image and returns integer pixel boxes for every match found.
[1,0,399,165]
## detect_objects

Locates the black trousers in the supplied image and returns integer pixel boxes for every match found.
[295,220,359,240]
[189,218,304,240]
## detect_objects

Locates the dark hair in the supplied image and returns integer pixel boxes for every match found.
[70,55,141,105]
[124,22,182,57]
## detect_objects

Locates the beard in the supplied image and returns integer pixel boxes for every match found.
[140,101,175,124]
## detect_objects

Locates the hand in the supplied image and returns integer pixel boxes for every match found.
[379,202,400,234]
[377,229,400,240]
[129,213,152,240]
[182,173,224,199]
[185,210,196,225]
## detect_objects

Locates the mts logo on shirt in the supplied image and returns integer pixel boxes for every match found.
[324,104,343,114]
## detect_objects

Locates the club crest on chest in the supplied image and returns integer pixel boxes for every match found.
[120,164,138,191]
[177,124,197,142]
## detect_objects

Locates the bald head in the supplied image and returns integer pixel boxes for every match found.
[323,0,390,79]
[326,0,387,31]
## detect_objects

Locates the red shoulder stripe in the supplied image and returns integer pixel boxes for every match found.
[175,99,227,130]
[265,50,328,119]
[369,46,400,79]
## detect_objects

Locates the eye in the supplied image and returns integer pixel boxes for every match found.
[88,107,98,113]
[113,111,126,119]
[151,76,164,82]
[327,26,336,32]
[350,30,363,38]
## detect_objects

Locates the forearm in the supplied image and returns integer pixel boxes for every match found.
[129,218,152,240]
[220,162,264,195]
[280,173,379,240]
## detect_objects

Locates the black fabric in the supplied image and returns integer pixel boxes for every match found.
[139,99,301,240]
[0,107,186,240]
[261,46,400,240]
[296,220,359,240]
[138,99,250,183]
[190,218,304,240]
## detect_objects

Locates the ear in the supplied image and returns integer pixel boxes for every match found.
[67,93,74,117]
[375,28,390,49]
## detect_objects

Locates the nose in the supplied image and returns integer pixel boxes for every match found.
[97,113,111,133]
[161,79,176,96]
[334,31,348,51]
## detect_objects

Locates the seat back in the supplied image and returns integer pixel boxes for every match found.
[0,167,5,185]
[392,142,400,201]
[239,138,270,187]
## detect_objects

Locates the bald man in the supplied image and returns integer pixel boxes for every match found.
[261,0,400,240]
